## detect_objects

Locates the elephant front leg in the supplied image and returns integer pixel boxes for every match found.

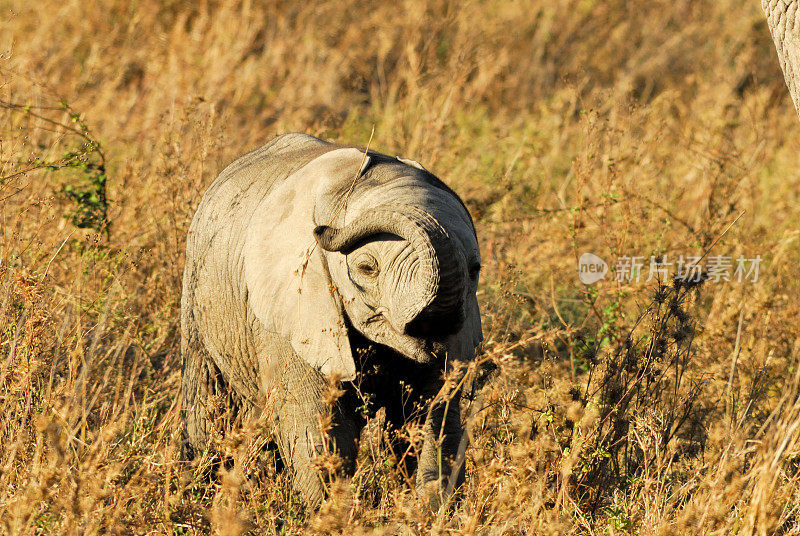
[415,380,465,511]
[275,410,328,507]
[268,350,357,507]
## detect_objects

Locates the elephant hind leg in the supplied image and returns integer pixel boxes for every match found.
[181,339,230,460]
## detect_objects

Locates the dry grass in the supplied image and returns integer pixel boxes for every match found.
[2,0,800,533]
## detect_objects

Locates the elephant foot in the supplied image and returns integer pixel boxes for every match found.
[292,463,326,508]
[416,477,446,512]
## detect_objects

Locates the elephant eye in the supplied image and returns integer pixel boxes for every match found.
[355,255,379,278]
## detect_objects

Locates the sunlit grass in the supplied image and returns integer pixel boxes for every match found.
[1,0,800,533]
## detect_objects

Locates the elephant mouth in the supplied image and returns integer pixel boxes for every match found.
[362,313,445,364]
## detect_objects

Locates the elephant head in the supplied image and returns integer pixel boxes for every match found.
[242,140,482,380]
[314,201,481,369]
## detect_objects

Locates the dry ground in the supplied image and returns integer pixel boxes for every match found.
[2,0,800,534]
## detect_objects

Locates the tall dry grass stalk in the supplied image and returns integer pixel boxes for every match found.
[1,0,800,533]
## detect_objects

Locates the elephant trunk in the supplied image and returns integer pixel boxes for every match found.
[314,205,464,334]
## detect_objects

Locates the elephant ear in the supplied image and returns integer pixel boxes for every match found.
[448,288,483,364]
[466,292,484,351]
[244,147,369,381]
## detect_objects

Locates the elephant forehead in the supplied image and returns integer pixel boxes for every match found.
[341,179,476,241]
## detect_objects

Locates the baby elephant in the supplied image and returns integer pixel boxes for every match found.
[180,133,482,509]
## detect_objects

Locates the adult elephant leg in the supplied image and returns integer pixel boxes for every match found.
[415,375,466,511]
[263,335,358,506]
[763,0,800,120]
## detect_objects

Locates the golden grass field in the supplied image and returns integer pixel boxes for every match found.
[2,0,800,533]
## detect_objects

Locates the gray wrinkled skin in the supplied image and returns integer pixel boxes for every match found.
[181,133,482,509]
[763,0,800,120]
